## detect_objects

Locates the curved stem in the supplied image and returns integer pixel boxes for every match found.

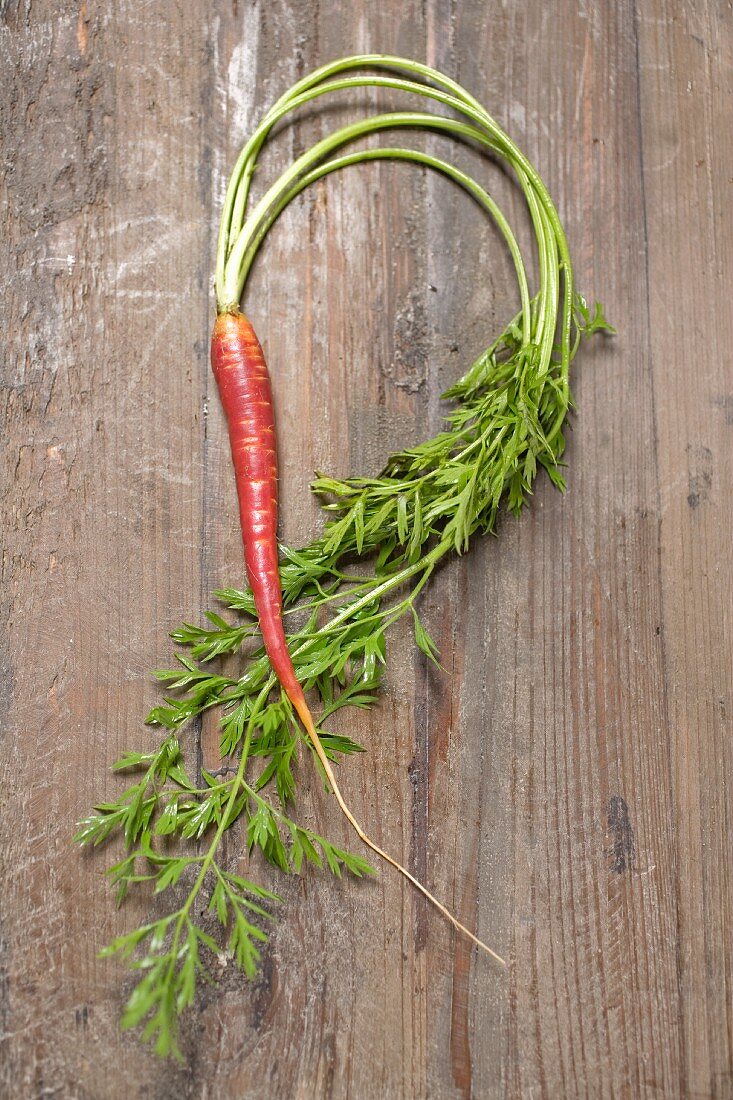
[218,73,506,281]
[218,53,574,377]
[233,146,532,347]
[164,711,257,989]
[306,540,450,638]
[221,111,505,308]
[216,59,574,421]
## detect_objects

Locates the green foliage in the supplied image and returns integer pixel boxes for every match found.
[99,868,278,1059]
[77,294,605,1056]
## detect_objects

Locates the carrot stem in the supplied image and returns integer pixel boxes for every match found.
[230,147,532,348]
[215,54,574,434]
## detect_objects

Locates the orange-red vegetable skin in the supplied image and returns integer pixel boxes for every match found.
[210,308,310,724]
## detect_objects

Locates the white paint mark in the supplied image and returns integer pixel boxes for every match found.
[646,140,681,175]
[33,254,76,271]
[223,23,261,134]
[509,101,526,132]
[212,6,262,213]
[105,214,197,298]
[574,32,591,127]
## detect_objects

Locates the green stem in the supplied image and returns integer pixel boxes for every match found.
[378,560,436,634]
[305,540,450,638]
[218,73,505,277]
[217,54,574,385]
[230,146,532,348]
[215,55,577,452]
[221,112,509,308]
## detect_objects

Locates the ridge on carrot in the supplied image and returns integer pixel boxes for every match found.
[76,55,612,1058]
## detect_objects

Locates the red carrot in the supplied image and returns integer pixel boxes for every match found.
[211,307,503,965]
[210,308,306,712]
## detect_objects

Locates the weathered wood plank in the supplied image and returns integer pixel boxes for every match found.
[1,1,731,1097]
[639,2,733,1096]
[1,1,210,1094]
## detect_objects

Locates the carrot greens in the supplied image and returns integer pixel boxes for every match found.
[77,55,611,1058]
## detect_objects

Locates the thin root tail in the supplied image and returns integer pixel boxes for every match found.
[291,694,505,967]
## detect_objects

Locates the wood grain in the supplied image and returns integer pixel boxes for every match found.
[1,1,731,1097]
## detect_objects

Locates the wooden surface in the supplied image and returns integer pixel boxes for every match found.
[1,2,732,1097]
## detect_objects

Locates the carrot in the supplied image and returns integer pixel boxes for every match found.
[75,58,614,1056]
[211,306,504,964]
[210,308,304,707]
